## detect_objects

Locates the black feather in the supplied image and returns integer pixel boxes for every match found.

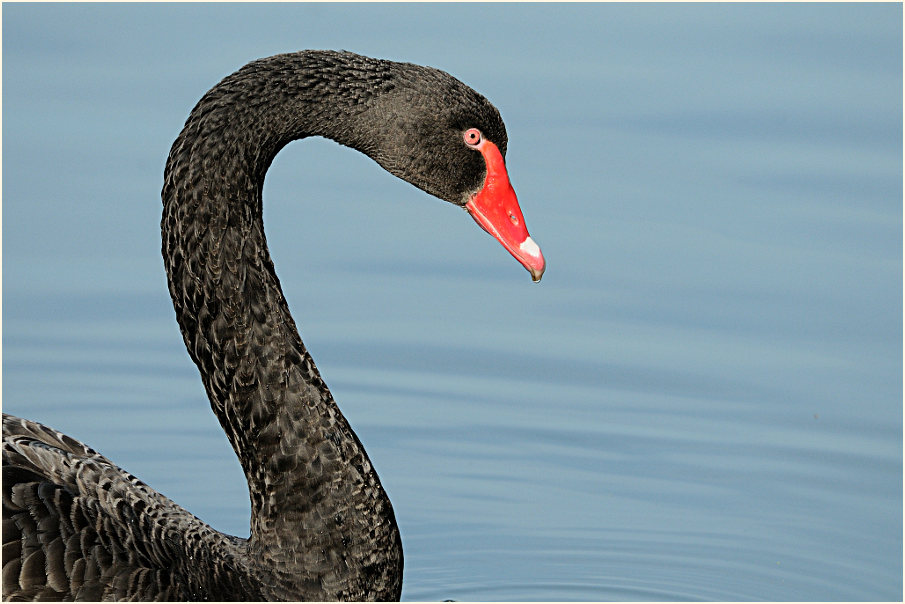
[3,50,511,601]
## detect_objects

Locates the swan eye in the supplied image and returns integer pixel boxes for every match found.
[463,128,483,147]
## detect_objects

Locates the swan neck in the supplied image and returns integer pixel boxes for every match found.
[160,52,402,599]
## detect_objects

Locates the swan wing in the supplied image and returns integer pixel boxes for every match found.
[2,413,241,600]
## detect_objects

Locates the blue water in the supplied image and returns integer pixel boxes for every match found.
[3,4,901,601]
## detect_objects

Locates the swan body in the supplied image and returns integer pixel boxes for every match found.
[2,50,544,601]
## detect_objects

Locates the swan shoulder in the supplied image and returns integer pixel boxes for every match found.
[2,413,246,600]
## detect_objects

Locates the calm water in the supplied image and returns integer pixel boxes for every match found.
[3,4,901,601]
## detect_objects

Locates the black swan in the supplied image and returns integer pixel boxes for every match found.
[1,50,544,600]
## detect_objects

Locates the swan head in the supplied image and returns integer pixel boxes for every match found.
[353,60,546,282]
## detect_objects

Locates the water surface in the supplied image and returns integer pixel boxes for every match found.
[3,4,901,601]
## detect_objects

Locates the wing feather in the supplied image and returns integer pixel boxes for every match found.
[2,413,241,600]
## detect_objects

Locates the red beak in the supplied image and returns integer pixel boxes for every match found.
[465,140,546,282]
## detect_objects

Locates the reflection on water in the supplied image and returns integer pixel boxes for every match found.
[3,3,901,601]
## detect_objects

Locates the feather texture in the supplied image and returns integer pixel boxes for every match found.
[3,50,511,601]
